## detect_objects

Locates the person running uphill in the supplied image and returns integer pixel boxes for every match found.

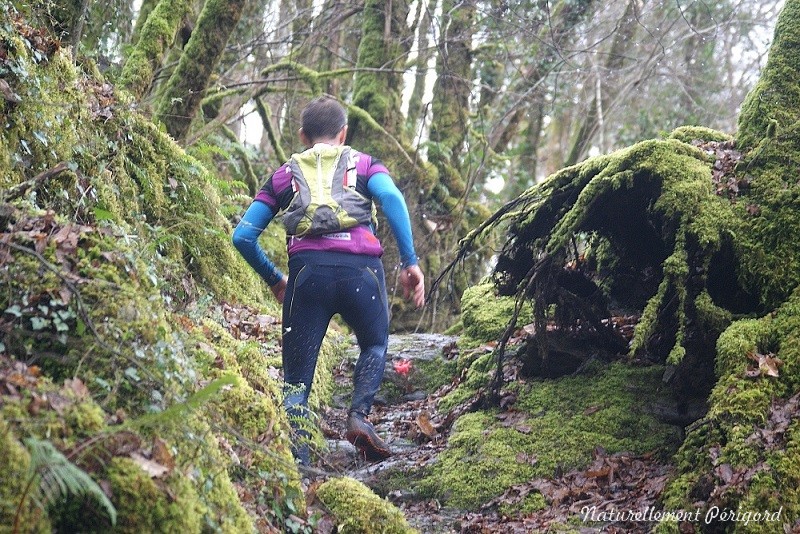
[232,96,425,464]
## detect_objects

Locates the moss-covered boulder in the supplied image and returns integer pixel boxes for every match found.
[460,281,533,347]
[423,362,681,509]
[317,477,416,534]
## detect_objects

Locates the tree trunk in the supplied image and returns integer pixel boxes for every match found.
[348,0,440,331]
[347,0,412,151]
[154,0,247,141]
[428,0,475,205]
[119,0,192,100]
[563,0,638,166]
[131,0,160,45]
[405,0,437,135]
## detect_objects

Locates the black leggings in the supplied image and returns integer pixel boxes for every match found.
[282,251,389,423]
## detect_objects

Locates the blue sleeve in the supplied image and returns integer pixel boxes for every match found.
[367,172,418,267]
[231,201,284,286]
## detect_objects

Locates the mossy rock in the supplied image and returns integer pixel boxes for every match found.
[460,281,533,346]
[668,126,733,144]
[422,363,681,510]
[317,477,416,534]
[106,457,205,533]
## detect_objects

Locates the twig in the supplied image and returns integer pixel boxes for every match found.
[427,190,541,302]
[3,162,69,202]
[489,257,547,405]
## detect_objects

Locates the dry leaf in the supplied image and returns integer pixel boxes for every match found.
[130,452,170,478]
[151,437,175,470]
[746,351,783,378]
[583,405,602,415]
[64,377,89,399]
[416,411,438,439]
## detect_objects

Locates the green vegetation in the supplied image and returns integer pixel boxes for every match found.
[317,477,417,534]
[423,362,680,509]
[0,12,333,531]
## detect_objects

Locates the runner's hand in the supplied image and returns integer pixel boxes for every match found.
[270,277,288,304]
[400,265,425,309]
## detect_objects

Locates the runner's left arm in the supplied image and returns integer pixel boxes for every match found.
[367,172,418,267]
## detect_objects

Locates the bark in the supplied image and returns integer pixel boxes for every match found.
[48,0,84,41]
[155,0,247,141]
[428,0,475,204]
[347,0,413,152]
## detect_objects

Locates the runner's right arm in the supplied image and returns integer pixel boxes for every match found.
[232,201,286,297]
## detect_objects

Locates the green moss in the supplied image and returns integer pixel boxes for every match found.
[661,291,800,529]
[0,417,50,532]
[499,492,547,518]
[0,43,88,186]
[317,477,416,534]
[736,0,800,151]
[437,351,493,412]
[64,400,106,438]
[460,281,533,346]
[160,417,254,533]
[668,126,733,144]
[106,457,204,533]
[118,0,191,99]
[414,356,459,392]
[424,363,680,509]
[732,2,800,307]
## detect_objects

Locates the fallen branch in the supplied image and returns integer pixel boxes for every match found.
[3,162,70,201]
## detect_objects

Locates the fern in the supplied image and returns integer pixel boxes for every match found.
[15,438,117,532]
[125,373,238,430]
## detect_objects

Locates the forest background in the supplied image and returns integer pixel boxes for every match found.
[27,0,785,331]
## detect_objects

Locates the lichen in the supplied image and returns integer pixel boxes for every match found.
[317,476,416,534]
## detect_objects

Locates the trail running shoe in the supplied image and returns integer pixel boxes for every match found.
[345,412,392,461]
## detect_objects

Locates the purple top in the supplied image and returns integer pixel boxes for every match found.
[254,147,390,258]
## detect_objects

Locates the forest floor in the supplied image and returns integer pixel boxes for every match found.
[303,333,675,533]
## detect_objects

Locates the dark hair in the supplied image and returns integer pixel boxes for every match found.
[301,96,347,142]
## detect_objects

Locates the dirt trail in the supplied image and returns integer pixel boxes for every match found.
[307,333,676,533]
[312,333,462,533]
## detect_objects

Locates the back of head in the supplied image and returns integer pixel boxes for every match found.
[301,96,347,143]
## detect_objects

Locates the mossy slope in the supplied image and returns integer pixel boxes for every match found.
[0,8,354,532]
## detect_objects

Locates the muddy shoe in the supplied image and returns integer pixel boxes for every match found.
[345,412,392,461]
